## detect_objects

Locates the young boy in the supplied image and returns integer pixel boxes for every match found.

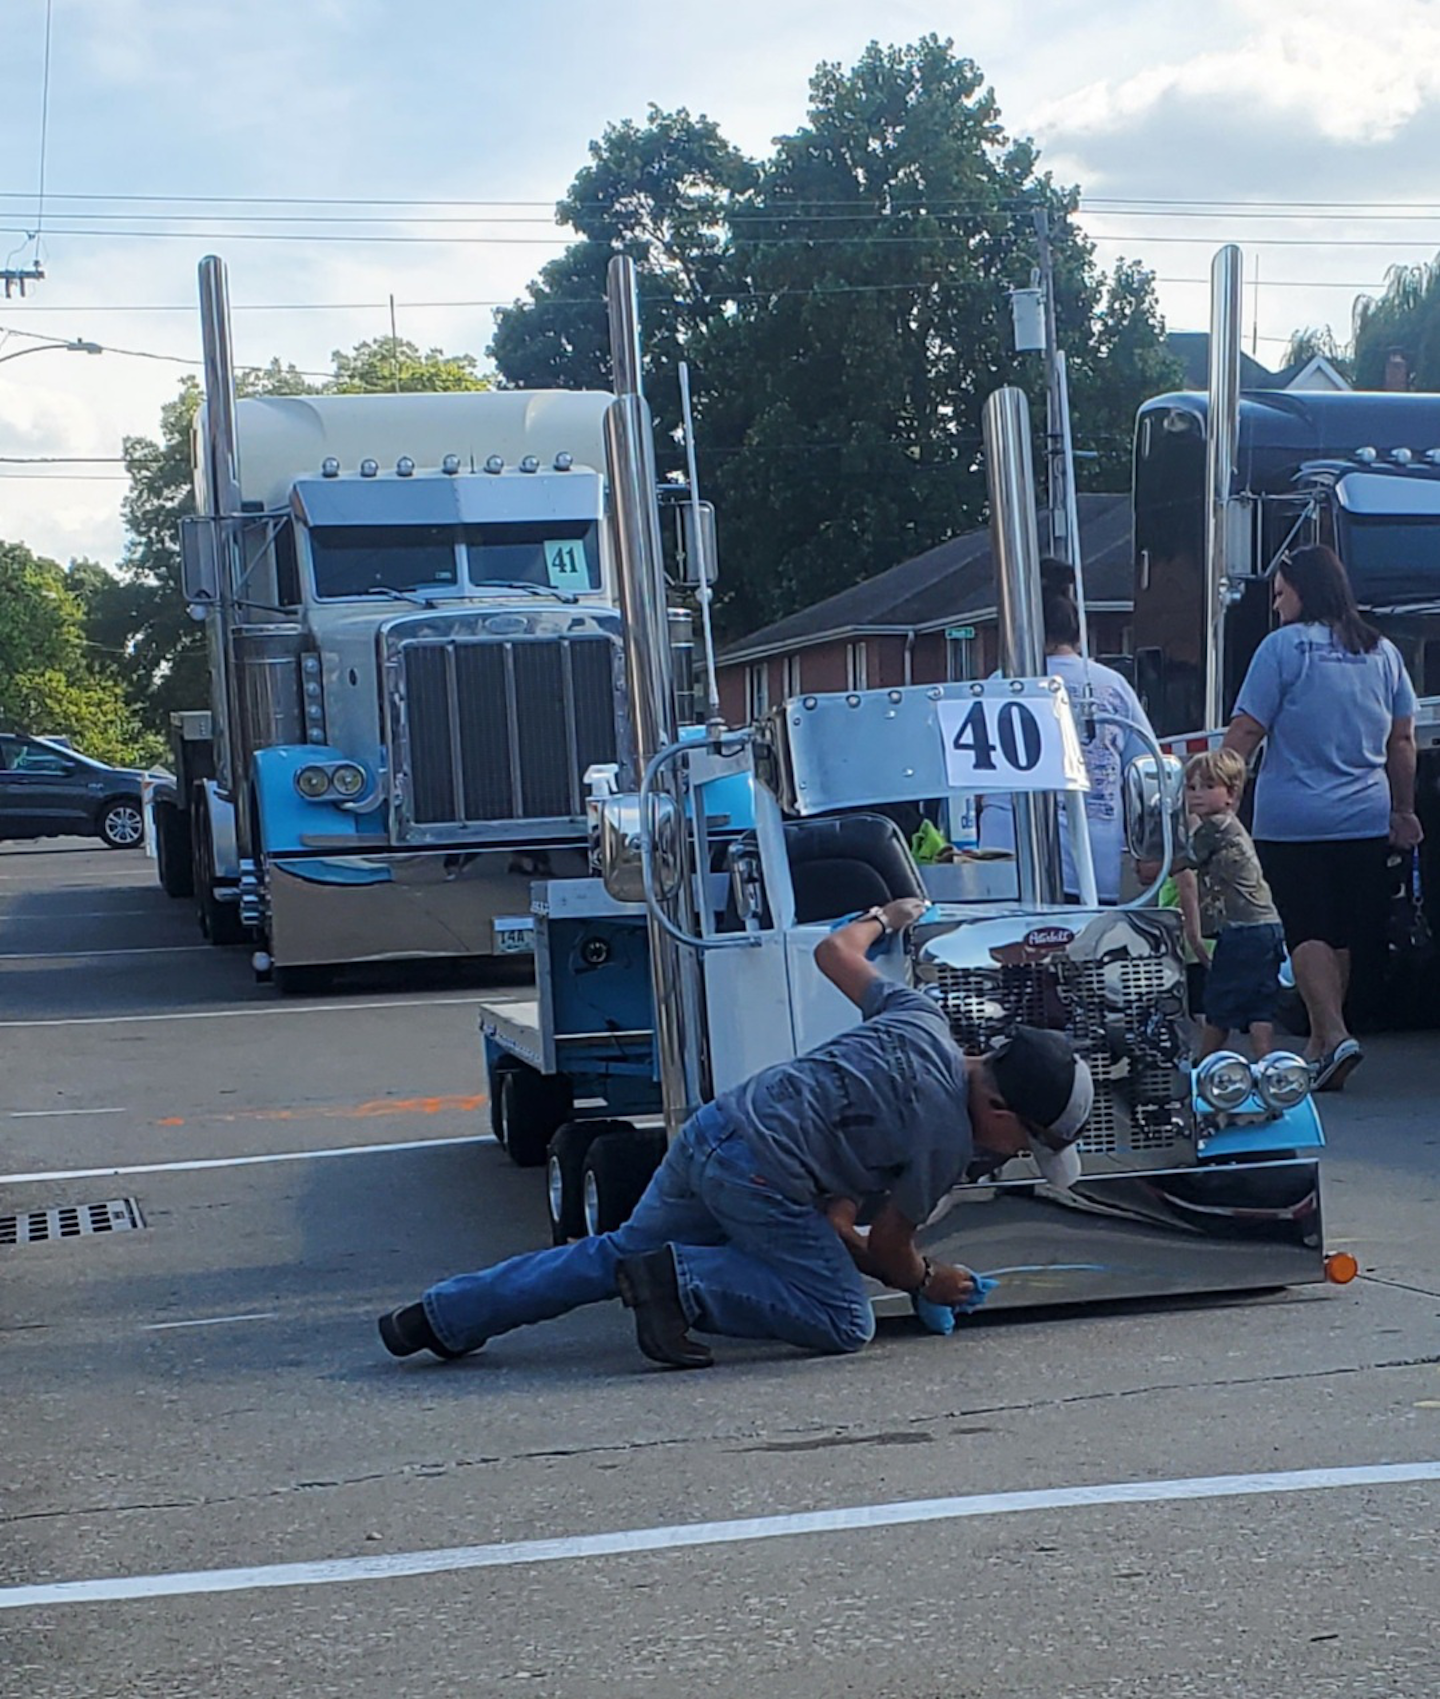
[1175,749,1286,1059]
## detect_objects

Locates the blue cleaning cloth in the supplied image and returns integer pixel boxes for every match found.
[912,1270,998,1335]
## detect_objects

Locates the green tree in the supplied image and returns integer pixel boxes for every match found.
[330,337,488,393]
[0,539,151,764]
[490,39,1179,639]
[489,105,758,436]
[1351,256,1440,390]
[1283,324,1351,381]
[1067,259,1185,489]
[706,37,1117,632]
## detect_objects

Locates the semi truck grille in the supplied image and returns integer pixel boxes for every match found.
[935,957,1188,1159]
[401,634,619,829]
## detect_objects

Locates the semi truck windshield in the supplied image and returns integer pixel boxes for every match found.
[464,522,601,594]
[309,521,601,599]
[1338,514,1440,607]
[310,525,460,598]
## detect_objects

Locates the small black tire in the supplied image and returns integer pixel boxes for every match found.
[98,797,145,850]
[581,1128,665,1236]
[488,1057,519,1147]
[498,1067,575,1169]
[546,1119,631,1243]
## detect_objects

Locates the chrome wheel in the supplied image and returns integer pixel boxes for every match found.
[100,801,144,849]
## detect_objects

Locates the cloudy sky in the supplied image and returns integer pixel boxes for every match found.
[4,0,1440,571]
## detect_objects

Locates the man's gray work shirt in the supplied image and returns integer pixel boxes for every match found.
[714,979,972,1223]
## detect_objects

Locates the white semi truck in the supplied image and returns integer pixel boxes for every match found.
[153,256,697,992]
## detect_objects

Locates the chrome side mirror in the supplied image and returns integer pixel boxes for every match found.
[598,792,680,906]
[727,843,764,926]
[179,517,219,603]
[1124,753,1186,863]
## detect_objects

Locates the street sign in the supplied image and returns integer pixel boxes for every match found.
[945,625,977,640]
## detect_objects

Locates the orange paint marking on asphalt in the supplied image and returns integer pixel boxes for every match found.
[149,1093,488,1130]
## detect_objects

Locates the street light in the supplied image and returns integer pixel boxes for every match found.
[0,337,104,367]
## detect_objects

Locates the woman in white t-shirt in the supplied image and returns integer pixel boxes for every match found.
[978,564,1156,903]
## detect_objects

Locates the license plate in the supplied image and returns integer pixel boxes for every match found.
[495,918,535,956]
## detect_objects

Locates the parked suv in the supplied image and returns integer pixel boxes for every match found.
[0,733,159,850]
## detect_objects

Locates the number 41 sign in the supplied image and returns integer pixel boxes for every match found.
[935,684,1089,793]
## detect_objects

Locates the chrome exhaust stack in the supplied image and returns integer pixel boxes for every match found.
[196,255,244,824]
[602,256,708,1135]
[984,386,1064,906]
[1205,244,1243,731]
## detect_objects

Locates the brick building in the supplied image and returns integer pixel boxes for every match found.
[716,492,1134,726]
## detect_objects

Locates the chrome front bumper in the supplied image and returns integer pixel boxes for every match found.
[877,1157,1326,1315]
[265,844,591,967]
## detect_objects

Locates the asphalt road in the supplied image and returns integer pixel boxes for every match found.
[2,838,1437,1698]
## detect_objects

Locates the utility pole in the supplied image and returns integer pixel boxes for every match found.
[1032,208,1073,568]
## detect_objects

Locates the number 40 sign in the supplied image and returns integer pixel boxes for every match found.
[935,685,1088,793]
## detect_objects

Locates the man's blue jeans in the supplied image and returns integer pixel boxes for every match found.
[424,1104,876,1356]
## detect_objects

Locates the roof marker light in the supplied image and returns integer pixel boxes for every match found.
[1392,447,1413,465]
[359,458,379,478]
[484,455,504,475]
[1355,446,1377,464]
[321,456,341,478]
[519,455,539,473]
[441,453,461,475]
[396,456,415,477]
[554,452,574,472]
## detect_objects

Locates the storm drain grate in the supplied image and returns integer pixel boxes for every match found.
[0,1198,144,1246]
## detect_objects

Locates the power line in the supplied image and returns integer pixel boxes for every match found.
[4,221,1440,252]
[8,187,1440,215]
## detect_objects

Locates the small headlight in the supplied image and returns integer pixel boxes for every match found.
[1255,1051,1311,1111]
[1196,1051,1253,1111]
[330,762,367,799]
[295,765,332,799]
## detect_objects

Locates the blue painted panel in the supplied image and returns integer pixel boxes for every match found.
[252,745,381,853]
[1196,1089,1325,1160]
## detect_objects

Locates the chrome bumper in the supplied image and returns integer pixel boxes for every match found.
[265,845,591,967]
[877,1158,1326,1315]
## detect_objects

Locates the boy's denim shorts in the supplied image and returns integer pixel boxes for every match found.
[1205,920,1285,1032]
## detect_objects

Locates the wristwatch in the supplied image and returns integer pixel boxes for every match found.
[907,1254,936,1297]
[861,905,893,936]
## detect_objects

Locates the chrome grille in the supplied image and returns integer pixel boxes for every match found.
[402,634,619,830]
[935,956,1188,1159]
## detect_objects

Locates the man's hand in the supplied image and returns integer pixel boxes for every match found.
[918,1261,975,1307]
[879,896,928,933]
[814,897,929,1009]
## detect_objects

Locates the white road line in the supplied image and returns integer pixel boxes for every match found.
[0,994,488,1029]
[0,909,161,920]
[0,1132,490,1185]
[8,1107,127,1120]
[141,1312,279,1332]
[1,1461,1436,1611]
[0,945,211,960]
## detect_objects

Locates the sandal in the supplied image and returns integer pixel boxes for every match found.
[1313,1038,1363,1093]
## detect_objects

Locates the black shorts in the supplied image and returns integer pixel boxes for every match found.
[1204,921,1285,1032]
[1255,837,1389,954]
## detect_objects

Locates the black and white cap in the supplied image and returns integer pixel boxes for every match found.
[986,1026,1093,1189]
